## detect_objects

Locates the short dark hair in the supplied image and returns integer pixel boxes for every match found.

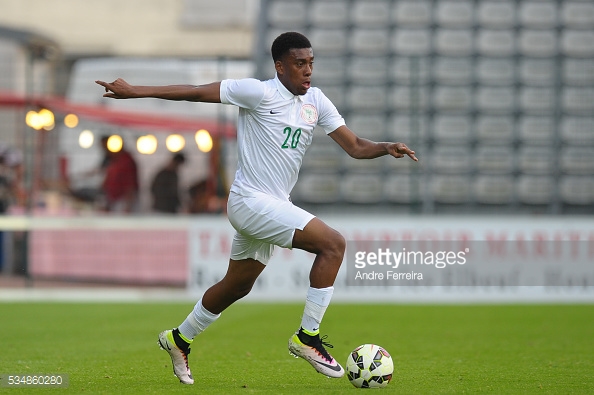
[173,152,186,164]
[271,32,312,62]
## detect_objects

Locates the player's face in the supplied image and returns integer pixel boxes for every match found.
[276,48,314,96]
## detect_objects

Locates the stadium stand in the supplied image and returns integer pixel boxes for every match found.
[254,0,594,214]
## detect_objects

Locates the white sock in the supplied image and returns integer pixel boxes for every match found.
[300,286,334,335]
[178,298,220,340]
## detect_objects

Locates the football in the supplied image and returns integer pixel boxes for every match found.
[345,344,394,388]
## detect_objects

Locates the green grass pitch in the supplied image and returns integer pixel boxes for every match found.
[0,302,593,394]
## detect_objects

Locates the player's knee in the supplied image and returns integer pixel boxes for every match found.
[230,281,255,301]
[324,231,346,262]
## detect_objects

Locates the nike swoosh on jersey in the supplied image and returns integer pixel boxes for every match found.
[270,110,280,114]
[313,360,343,371]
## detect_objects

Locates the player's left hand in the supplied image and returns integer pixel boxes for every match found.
[387,142,418,162]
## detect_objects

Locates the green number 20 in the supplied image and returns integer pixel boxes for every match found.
[281,127,302,149]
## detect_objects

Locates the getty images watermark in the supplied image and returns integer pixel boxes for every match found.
[347,240,594,286]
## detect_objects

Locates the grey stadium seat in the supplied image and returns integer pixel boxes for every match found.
[352,1,391,27]
[392,1,432,27]
[560,176,594,205]
[518,1,558,28]
[474,145,514,175]
[341,174,384,203]
[311,1,350,28]
[474,175,514,204]
[477,58,515,86]
[561,1,594,28]
[477,1,515,28]
[475,116,515,142]
[517,176,554,205]
[435,1,474,28]
[431,175,472,204]
[518,116,555,144]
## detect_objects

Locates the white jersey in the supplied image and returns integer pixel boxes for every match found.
[220,75,345,200]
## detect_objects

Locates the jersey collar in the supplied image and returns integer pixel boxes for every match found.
[274,74,303,101]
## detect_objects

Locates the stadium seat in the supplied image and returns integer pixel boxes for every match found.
[518,30,558,57]
[301,144,343,172]
[561,1,594,28]
[560,176,594,205]
[433,115,471,141]
[475,116,515,142]
[348,56,389,84]
[516,175,554,205]
[518,116,555,143]
[560,146,594,175]
[435,1,474,27]
[477,58,514,85]
[292,173,340,203]
[518,146,555,175]
[346,113,387,141]
[520,59,555,86]
[474,175,514,204]
[476,30,515,56]
[350,29,390,56]
[433,87,473,112]
[268,1,307,28]
[387,114,429,142]
[390,86,430,111]
[347,85,388,111]
[519,87,555,113]
[352,1,391,27]
[392,1,431,27]
[311,1,350,28]
[384,174,425,203]
[561,30,594,56]
[391,29,432,55]
[560,116,594,145]
[562,87,594,113]
[563,58,594,86]
[477,1,515,28]
[474,145,514,175]
[433,57,473,85]
[390,57,430,84]
[518,1,558,28]
[341,173,384,203]
[476,87,515,113]
[431,146,472,174]
[309,29,348,55]
[431,175,471,203]
[434,29,474,56]
[311,57,346,85]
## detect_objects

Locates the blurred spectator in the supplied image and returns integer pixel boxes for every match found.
[188,179,227,214]
[0,145,24,213]
[102,144,139,213]
[150,152,186,213]
[68,135,111,204]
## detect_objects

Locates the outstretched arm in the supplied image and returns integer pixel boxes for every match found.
[329,125,418,162]
[95,78,221,103]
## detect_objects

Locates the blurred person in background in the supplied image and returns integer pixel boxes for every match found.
[68,135,111,205]
[101,142,139,213]
[150,152,186,213]
[96,31,417,384]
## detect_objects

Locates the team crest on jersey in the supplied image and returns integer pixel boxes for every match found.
[300,104,318,124]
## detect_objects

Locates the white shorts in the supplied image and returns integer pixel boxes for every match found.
[227,191,315,265]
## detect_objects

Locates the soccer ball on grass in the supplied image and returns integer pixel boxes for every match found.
[345,344,394,388]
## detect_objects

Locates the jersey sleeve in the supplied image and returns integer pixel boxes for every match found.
[220,78,266,110]
[316,90,346,135]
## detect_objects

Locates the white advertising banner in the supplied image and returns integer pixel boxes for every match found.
[188,215,594,303]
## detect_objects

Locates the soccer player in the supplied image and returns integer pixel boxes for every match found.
[96,31,417,384]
